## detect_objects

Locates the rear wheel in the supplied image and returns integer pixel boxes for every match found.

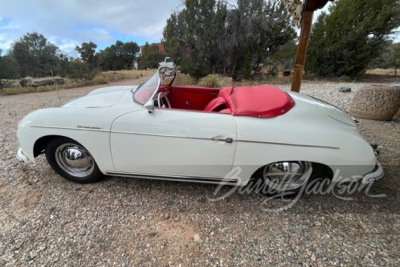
[45,137,103,183]
[261,161,313,195]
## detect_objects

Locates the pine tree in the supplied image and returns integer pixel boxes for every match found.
[307,0,400,77]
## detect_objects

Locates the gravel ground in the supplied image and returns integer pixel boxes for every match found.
[0,79,399,266]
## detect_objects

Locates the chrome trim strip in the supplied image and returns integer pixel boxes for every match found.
[106,171,238,184]
[31,125,109,133]
[113,130,339,149]
[77,125,103,130]
[237,139,340,150]
[111,130,213,141]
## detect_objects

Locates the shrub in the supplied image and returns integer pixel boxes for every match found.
[174,73,197,85]
[93,74,108,84]
[199,74,221,88]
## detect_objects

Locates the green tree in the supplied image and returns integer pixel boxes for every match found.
[373,42,400,76]
[269,40,297,70]
[75,42,98,71]
[307,0,400,77]
[390,43,400,76]
[10,32,60,77]
[68,59,93,80]
[0,50,19,89]
[162,0,296,79]
[226,0,296,79]
[57,53,74,78]
[138,43,165,69]
[122,41,140,69]
[99,41,140,71]
[163,0,229,78]
[163,13,182,65]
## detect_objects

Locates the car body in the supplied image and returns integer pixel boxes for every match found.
[17,68,383,192]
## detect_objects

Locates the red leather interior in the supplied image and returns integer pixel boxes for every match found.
[168,86,219,110]
[217,85,295,117]
[155,84,294,118]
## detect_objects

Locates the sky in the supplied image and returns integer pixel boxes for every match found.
[0,0,398,57]
[0,0,186,56]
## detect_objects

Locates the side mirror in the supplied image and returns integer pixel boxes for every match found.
[143,100,154,114]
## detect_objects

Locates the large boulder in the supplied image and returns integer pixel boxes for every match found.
[350,85,400,121]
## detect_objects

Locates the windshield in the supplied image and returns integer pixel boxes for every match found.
[133,68,176,105]
[133,72,160,105]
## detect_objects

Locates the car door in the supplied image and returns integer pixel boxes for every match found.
[109,108,237,180]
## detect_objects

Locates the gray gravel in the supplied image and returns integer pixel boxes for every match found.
[0,79,399,266]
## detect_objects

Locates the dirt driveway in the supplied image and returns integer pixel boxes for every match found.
[0,78,399,266]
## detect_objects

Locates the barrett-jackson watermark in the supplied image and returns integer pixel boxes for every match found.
[207,167,386,212]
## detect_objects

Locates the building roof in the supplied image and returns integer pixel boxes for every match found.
[139,43,165,54]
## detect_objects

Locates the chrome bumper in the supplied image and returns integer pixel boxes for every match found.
[16,148,30,163]
[362,162,384,184]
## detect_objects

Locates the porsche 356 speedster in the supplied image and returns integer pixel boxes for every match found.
[16,68,383,193]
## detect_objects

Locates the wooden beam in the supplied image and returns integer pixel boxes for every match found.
[291,10,314,92]
[305,0,334,12]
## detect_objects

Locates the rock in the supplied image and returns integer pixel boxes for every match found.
[339,87,351,93]
[193,234,201,242]
[164,213,170,220]
[311,253,317,262]
[19,77,33,87]
[350,85,400,121]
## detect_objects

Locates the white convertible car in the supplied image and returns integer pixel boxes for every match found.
[17,68,383,193]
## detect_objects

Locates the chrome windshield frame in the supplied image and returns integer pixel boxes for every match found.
[132,67,176,107]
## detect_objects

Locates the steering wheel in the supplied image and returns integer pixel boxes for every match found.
[157,92,171,108]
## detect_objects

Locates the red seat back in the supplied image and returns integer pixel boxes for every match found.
[203,96,227,112]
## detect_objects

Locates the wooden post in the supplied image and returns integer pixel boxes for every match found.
[291,10,314,92]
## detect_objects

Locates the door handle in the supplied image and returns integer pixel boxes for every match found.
[212,136,233,143]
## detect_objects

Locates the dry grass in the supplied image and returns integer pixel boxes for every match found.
[0,80,92,95]
[0,69,154,96]
[92,69,153,85]
[366,68,397,76]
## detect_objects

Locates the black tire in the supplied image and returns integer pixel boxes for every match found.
[45,137,103,183]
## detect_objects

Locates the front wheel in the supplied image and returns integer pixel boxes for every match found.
[45,137,103,183]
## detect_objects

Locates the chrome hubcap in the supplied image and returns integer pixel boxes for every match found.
[263,161,312,191]
[55,143,95,177]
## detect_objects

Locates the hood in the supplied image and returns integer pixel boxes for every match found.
[63,86,137,108]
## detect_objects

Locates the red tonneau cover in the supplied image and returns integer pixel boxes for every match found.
[218,85,295,118]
